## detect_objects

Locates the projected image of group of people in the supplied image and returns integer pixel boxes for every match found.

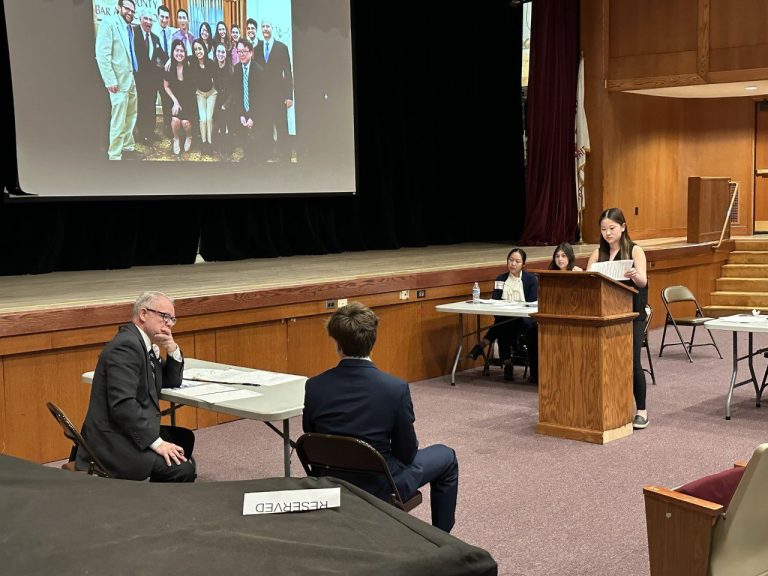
[94,0,295,162]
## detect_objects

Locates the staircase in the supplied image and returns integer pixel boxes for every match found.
[706,239,768,317]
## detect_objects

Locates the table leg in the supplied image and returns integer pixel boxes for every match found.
[283,419,291,477]
[726,332,739,420]
[449,313,464,386]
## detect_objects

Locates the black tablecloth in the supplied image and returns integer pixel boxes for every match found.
[0,455,496,576]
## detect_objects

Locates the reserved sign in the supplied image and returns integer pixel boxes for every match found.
[243,488,341,515]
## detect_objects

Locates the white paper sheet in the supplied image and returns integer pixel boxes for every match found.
[718,314,768,324]
[174,383,236,397]
[183,367,300,387]
[590,260,633,281]
[196,389,263,403]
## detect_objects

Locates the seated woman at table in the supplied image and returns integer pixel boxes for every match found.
[548,242,583,271]
[469,248,539,382]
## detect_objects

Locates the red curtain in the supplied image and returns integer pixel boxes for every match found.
[519,0,580,245]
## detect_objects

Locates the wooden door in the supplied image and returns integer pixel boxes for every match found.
[754,102,768,232]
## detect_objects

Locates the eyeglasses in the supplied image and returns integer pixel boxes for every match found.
[144,307,177,326]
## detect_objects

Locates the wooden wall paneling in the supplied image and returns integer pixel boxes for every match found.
[608,0,698,81]
[192,331,219,429]
[603,93,684,238]
[709,0,768,72]
[288,313,336,379]
[4,346,102,463]
[215,320,289,424]
[0,358,5,454]
[419,298,475,381]
[679,98,755,236]
[368,304,422,382]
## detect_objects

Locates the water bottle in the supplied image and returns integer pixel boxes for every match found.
[472,282,480,304]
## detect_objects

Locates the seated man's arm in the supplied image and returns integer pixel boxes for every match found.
[302,380,316,432]
[390,386,418,464]
[105,342,159,450]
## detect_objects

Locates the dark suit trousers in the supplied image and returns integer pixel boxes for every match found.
[135,74,159,139]
[149,425,196,483]
[412,444,458,533]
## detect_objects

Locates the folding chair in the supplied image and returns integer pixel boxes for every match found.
[296,432,422,512]
[658,285,722,362]
[482,333,529,380]
[46,401,110,478]
[642,304,656,385]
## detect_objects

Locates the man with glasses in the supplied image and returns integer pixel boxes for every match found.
[77,291,196,482]
[95,0,143,160]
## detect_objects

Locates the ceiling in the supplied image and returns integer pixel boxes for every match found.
[629,80,768,99]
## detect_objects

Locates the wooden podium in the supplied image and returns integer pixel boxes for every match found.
[533,271,638,444]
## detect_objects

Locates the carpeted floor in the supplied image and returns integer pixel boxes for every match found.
[188,326,767,575]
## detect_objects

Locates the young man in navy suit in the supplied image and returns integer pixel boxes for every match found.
[302,302,459,532]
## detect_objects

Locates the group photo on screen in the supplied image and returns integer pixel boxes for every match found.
[92,0,296,163]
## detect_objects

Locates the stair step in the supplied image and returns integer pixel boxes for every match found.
[710,291,768,306]
[734,239,768,251]
[721,264,768,277]
[728,251,768,264]
[703,305,768,317]
[716,277,768,291]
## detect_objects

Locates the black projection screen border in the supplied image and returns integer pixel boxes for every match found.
[3,0,357,200]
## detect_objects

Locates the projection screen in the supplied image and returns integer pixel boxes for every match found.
[4,0,356,198]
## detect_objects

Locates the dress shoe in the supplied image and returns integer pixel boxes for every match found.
[122,149,145,160]
[468,343,485,360]
[503,363,514,381]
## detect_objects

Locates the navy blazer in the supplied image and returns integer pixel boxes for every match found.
[302,358,422,500]
[77,323,183,480]
[491,270,538,325]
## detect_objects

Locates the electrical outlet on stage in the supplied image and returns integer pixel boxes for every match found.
[337,298,348,308]
[399,290,409,300]
[417,290,426,298]
[325,300,336,309]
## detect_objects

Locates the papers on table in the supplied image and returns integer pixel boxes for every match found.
[717,314,768,324]
[590,259,633,281]
[473,299,531,307]
[173,382,262,403]
[183,367,301,387]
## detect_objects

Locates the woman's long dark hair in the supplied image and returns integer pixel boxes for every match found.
[598,208,633,261]
[548,243,576,270]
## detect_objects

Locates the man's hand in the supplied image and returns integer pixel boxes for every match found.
[107,85,118,93]
[154,440,187,466]
[152,327,178,355]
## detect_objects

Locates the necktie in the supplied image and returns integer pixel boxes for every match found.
[146,32,152,60]
[163,29,168,53]
[128,25,138,72]
[148,349,157,381]
[243,66,250,112]
[264,41,270,63]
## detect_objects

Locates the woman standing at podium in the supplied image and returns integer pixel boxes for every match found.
[586,208,649,429]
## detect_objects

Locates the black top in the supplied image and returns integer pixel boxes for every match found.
[602,241,647,321]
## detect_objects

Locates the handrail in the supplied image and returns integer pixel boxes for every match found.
[714,181,739,250]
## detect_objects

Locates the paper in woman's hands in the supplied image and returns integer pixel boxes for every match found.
[590,260,633,281]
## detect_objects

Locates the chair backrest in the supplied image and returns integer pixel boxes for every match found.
[662,285,696,305]
[709,443,768,576]
[296,432,416,510]
[46,402,110,478]
[644,304,653,338]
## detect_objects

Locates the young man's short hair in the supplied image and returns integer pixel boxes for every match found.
[327,302,378,358]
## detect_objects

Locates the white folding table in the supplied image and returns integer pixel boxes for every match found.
[435,300,536,385]
[704,316,768,419]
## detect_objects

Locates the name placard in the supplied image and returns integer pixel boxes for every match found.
[242,488,341,515]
